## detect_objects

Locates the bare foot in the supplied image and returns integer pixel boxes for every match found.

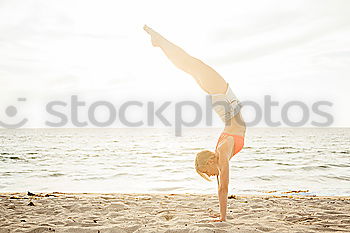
[143,25,163,47]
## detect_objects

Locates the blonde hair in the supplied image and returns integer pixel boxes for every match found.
[195,150,216,182]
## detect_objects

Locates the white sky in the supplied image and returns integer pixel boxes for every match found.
[0,0,349,128]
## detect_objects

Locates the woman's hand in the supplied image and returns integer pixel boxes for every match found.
[208,213,226,222]
[209,213,220,218]
[206,218,226,223]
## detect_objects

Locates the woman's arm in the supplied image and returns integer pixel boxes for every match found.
[217,152,229,221]
[216,137,234,221]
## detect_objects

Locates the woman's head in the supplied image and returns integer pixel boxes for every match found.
[195,150,219,181]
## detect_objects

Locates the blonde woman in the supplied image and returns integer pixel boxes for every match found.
[144,25,246,222]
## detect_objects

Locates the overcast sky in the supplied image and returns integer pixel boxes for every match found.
[0,0,349,128]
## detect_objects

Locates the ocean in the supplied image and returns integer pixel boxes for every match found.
[0,128,349,196]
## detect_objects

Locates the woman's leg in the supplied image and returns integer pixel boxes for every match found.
[144,25,227,95]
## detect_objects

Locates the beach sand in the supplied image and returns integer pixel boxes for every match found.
[1,193,349,233]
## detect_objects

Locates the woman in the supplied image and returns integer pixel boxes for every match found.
[144,25,246,222]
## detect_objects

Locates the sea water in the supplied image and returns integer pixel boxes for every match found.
[0,128,349,196]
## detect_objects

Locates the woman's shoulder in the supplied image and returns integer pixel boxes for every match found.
[216,136,234,159]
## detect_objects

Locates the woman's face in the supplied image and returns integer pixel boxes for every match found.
[202,157,219,176]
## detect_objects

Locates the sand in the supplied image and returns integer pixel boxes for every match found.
[1,192,350,233]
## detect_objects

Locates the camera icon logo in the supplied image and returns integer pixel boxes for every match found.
[0,98,28,129]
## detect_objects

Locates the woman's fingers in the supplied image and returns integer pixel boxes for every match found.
[209,213,220,218]
[206,219,224,223]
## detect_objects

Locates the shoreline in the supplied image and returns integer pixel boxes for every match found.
[2,191,350,199]
[1,192,350,233]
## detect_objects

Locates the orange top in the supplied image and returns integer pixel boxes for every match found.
[215,132,244,159]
